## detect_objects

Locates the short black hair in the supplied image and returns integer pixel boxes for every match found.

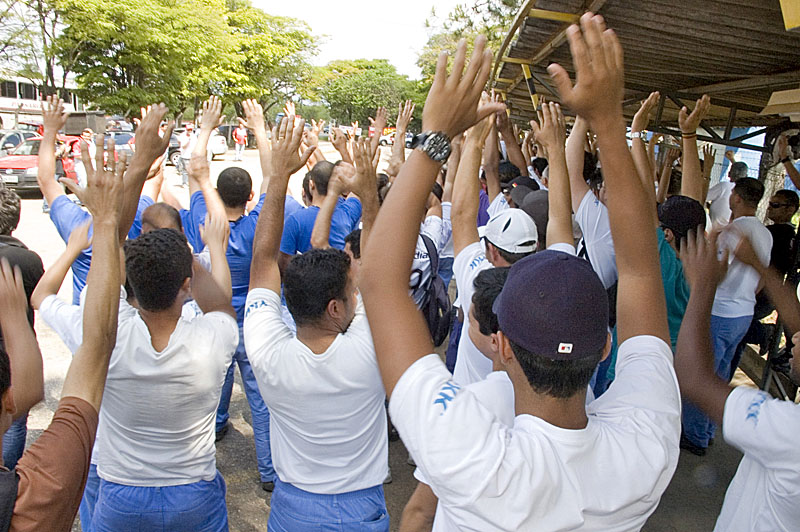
[732,177,765,209]
[485,238,534,265]
[344,229,361,259]
[217,167,252,208]
[472,267,509,336]
[667,168,682,197]
[531,157,548,176]
[0,347,10,399]
[498,160,521,185]
[583,151,599,183]
[510,339,604,399]
[284,248,351,327]
[142,203,183,232]
[0,186,21,235]
[774,189,800,212]
[124,229,192,311]
[302,173,313,204]
[657,195,706,244]
[729,161,749,180]
[309,161,335,196]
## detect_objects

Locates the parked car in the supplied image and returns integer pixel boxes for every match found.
[104,131,136,158]
[0,130,38,157]
[0,135,80,191]
[167,129,227,166]
[379,133,394,146]
[404,132,414,148]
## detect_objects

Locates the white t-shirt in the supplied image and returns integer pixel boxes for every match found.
[441,202,454,261]
[390,335,681,531]
[706,181,735,226]
[713,216,772,318]
[714,387,800,532]
[575,190,617,290]
[486,193,509,219]
[94,300,238,486]
[243,288,388,494]
[410,215,451,306]
[179,132,197,159]
[452,242,494,385]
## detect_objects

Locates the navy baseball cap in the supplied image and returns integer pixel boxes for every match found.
[493,250,609,360]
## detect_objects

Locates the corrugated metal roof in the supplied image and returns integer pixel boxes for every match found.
[493,0,800,129]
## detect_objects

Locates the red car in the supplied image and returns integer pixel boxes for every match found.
[0,135,81,191]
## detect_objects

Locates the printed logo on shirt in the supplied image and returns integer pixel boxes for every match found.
[745,392,767,426]
[433,380,461,415]
[468,254,486,272]
[558,343,573,354]
[244,298,271,318]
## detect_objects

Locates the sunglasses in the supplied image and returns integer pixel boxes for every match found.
[769,202,791,208]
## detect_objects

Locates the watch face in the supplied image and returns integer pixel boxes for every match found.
[423,133,452,162]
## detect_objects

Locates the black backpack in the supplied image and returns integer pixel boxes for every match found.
[419,235,454,346]
[0,468,18,532]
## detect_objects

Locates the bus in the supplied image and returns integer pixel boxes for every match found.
[0,76,84,129]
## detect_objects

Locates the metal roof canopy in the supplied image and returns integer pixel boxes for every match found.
[492,0,800,153]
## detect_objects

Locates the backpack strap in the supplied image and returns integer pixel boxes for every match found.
[420,234,439,278]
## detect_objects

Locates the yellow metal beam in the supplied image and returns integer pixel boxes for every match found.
[528,8,580,23]
[501,57,531,65]
[520,64,540,110]
[496,77,516,84]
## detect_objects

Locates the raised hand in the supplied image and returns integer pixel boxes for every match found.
[284,100,296,120]
[41,95,68,134]
[199,211,230,253]
[680,229,728,289]
[423,35,505,139]
[61,143,126,224]
[703,144,717,165]
[678,94,711,134]
[547,13,624,128]
[351,120,360,138]
[270,114,315,179]
[369,107,388,133]
[396,100,415,132]
[134,103,173,162]
[777,134,790,160]
[666,147,681,165]
[353,138,378,192]
[0,259,28,320]
[631,91,660,133]
[241,99,267,134]
[66,220,92,255]
[303,119,325,148]
[530,101,566,153]
[200,96,223,131]
[188,153,211,184]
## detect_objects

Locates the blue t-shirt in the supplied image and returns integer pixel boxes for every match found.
[477,189,490,227]
[607,228,689,381]
[285,195,304,219]
[50,194,154,304]
[279,196,362,255]
[179,208,203,251]
[189,191,268,324]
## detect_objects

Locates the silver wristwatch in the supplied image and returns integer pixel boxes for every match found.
[410,131,452,162]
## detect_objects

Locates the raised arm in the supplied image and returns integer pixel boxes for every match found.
[352,139,381,250]
[678,95,711,203]
[630,92,660,227]
[656,148,680,204]
[303,119,327,166]
[360,36,504,395]
[496,107,529,176]
[118,104,173,242]
[58,139,125,411]
[676,230,734,425]
[331,128,354,165]
[565,115,592,211]
[549,13,669,344]
[441,135,461,203]
[531,102,572,248]
[391,100,415,168]
[238,100,272,195]
[250,116,315,293]
[37,96,69,206]
[198,210,232,301]
[701,144,716,200]
[368,107,388,157]
[310,164,352,250]
[483,119,501,202]
[0,260,44,417]
[777,134,800,190]
[30,221,91,309]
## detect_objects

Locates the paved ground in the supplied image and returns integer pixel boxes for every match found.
[12,143,750,531]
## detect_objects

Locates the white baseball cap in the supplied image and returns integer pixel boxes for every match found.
[479,208,538,254]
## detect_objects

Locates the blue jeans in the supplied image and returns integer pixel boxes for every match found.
[2,413,27,469]
[79,463,100,531]
[445,316,462,374]
[91,471,228,532]
[216,327,274,482]
[682,314,752,448]
[177,157,190,185]
[438,256,454,288]
[269,479,389,532]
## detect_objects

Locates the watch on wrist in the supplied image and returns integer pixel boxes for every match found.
[411,131,452,162]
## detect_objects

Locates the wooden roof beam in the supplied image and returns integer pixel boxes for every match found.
[683,69,800,95]
[528,8,580,24]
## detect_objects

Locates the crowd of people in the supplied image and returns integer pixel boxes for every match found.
[0,12,798,532]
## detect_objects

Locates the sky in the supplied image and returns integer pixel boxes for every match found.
[256,0,465,79]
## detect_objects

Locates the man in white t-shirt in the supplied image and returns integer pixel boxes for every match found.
[705,160,749,226]
[682,177,773,455]
[674,229,800,532]
[87,228,239,531]
[177,124,197,187]
[245,121,389,530]
[359,21,680,532]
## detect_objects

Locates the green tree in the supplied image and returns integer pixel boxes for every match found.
[55,0,241,115]
[225,0,318,116]
[313,59,417,125]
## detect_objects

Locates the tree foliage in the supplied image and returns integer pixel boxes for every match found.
[417,0,520,86]
[312,59,420,126]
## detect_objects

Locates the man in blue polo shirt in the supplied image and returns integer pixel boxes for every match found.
[279,160,361,269]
